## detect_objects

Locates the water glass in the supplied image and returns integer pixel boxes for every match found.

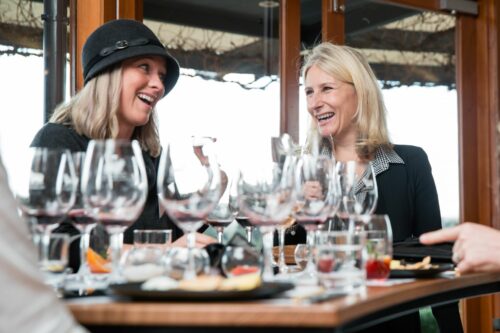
[364,215,393,280]
[222,245,262,277]
[315,231,366,293]
[122,230,172,282]
[33,232,70,289]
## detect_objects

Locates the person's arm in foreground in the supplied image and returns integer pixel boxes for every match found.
[420,222,500,273]
[0,158,87,333]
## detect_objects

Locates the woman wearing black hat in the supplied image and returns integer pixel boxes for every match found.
[30,19,215,270]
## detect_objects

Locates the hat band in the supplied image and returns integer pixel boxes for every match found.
[85,38,165,76]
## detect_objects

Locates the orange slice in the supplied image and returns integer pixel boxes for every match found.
[87,248,111,273]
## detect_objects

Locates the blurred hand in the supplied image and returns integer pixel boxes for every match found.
[172,232,216,248]
[420,222,500,273]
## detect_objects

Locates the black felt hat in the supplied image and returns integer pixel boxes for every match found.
[82,19,180,96]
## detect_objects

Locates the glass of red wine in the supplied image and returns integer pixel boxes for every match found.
[14,147,77,263]
[64,152,100,291]
[81,140,148,284]
[157,136,221,280]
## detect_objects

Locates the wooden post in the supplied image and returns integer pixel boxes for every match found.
[70,0,143,94]
[322,0,345,44]
[279,0,300,142]
[457,0,500,331]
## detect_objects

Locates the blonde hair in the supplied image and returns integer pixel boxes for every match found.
[302,43,391,160]
[50,66,161,157]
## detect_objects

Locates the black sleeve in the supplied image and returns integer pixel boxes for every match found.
[408,147,442,235]
[30,123,88,152]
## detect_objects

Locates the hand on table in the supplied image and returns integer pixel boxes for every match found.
[420,222,500,273]
[172,232,216,248]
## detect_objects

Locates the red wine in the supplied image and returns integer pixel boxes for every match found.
[31,213,65,226]
[206,218,233,228]
[68,209,95,226]
[236,216,252,228]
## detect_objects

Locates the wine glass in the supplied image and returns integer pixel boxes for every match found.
[237,156,296,281]
[81,140,148,284]
[157,136,221,280]
[293,154,340,281]
[228,177,254,244]
[14,147,76,263]
[65,152,99,291]
[206,170,235,244]
[335,160,378,229]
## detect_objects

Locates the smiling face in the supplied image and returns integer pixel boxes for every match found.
[118,56,166,139]
[304,65,358,143]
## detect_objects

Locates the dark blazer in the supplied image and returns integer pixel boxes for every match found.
[375,144,442,242]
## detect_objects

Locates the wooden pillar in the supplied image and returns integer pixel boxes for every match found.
[456,0,500,332]
[70,0,143,94]
[279,0,300,142]
[322,0,345,44]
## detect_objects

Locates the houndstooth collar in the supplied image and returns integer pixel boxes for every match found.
[372,146,404,176]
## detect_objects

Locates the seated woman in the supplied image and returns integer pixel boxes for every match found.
[31,19,215,271]
[298,42,462,333]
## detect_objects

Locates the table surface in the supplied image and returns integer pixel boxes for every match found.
[67,272,500,331]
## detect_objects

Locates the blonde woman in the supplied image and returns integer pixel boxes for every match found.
[302,43,461,333]
[31,20,214,263]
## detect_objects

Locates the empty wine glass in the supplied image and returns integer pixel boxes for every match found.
[293,154,340,281]
[14,148,76,264]
[157,136,221,280]
[81,140,148,284]
[335,160,378,228]
[237,156,296,281]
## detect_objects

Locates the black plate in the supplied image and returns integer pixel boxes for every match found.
[109,281,295,301]
[390,263,455,278]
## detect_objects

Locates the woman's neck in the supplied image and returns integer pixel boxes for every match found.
[332,130,359,162]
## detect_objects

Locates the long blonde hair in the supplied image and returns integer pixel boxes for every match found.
[50,66,161,157]
[302,43,391,160]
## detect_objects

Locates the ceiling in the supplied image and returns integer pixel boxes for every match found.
[143,0,455,88]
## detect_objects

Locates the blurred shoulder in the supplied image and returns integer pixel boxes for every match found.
[31,123,89,151]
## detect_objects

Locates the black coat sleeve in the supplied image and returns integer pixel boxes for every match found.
[406,146,442,235]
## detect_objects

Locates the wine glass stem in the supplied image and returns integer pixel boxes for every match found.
[260,227,275,281]
[304,228,317,275]
[216,227,224,244]
[77,224,95,278]
[278,228,288,273]
[185,231,197,280]
[109,232,124,283]
[245,227,253,244]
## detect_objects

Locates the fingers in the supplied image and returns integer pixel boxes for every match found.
[419,226,461,244]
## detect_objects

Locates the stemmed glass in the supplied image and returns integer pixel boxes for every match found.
[229,178,254,244]
[335,160,378,229]
[206,174,236,244]
[157,136,221,280]
[293,154,340,280]
[237,156,296,281]
[81,140,148,284]
[14,147,77,262]
[66,152,98,290]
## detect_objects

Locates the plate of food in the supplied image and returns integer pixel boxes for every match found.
[389,256,455,278]
[109,274,294,301]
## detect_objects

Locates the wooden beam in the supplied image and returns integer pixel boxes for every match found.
[322,0,345,44]
[279,0,300,142]
[456,0,500,331]
[117,0,143,21]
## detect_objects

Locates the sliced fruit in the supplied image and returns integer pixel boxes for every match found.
[87,248,111,274]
